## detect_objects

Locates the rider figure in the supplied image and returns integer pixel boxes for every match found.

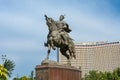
[56,15,72,45]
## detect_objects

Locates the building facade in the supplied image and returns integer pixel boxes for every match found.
[58,41,120,77]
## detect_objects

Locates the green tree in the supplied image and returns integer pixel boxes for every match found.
[3,59,15,77]
[29,71,34,80]
[106,72,113,80]
[13,75,34,80]
[83,70,99,80]
[113,67,120,80]
[83,68,120,80]
[13,77,20,80]
[98,71,107,80]
[2,55,15,77]
[21,76,29,80]
[0,64,8,80]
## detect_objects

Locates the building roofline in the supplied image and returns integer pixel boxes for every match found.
[75,41,120,46]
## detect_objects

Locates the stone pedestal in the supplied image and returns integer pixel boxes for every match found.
[35,60,82,80]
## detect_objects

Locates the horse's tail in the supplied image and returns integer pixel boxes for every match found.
[71,47,76,59]
[69,37,74,41]
[68,38,76,59]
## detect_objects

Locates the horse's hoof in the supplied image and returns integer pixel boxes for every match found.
[45,57,49,60]
[73,55,76,59]
[44,42,48,46]
[52,47,56,50]
[67,61,71,66]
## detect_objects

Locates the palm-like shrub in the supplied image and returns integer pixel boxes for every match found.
[0,64,8,80]
[3,59,15,77]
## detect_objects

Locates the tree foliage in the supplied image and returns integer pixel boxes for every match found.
[1,55,15,77]
[3,59,15,77]
[29,71,34,80]
[82,67,120,80]
[0,64,8,80]
[13,76,33,80]
[13,71,34,80]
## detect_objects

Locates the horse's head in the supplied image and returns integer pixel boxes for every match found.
[44,15,57,32]
[44,15,54,24]
[44,14,48,21]
[45,15,56,28]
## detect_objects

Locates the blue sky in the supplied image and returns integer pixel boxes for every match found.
[0,0,120,79]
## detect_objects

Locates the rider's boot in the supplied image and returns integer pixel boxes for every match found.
[52,46,56,50]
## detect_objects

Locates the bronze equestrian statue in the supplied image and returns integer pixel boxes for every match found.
[44,15,76,63]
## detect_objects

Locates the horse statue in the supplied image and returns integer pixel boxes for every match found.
[44,15,76,63]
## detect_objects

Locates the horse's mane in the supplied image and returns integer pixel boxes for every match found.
[47,17,58,31]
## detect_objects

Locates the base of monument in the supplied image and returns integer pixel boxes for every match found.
[35,60,82,80]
